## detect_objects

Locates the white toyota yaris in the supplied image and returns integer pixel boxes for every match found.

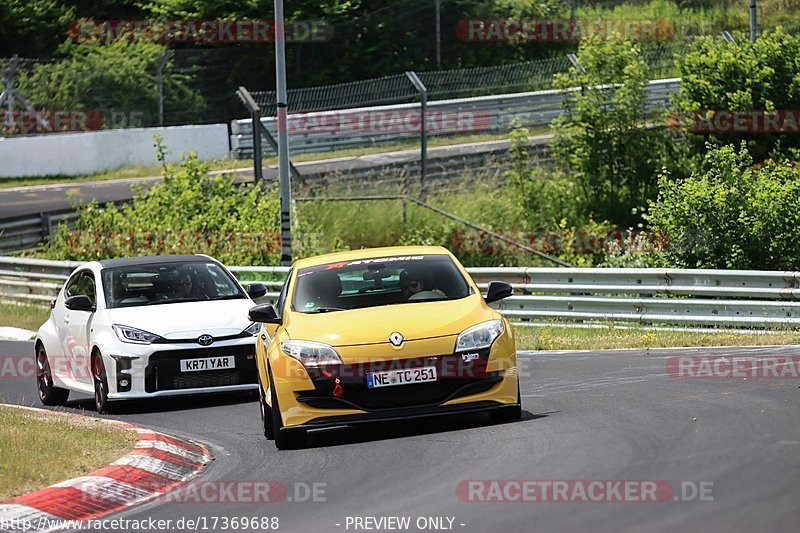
[35,254,266,413]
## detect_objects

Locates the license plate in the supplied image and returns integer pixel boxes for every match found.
[180,356,235,372]
[366,366,437,389]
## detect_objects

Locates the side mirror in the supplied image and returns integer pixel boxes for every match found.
[249,303,281,324]
[246,283,268,299]
[65,295,95,312]
[484,281,513,304]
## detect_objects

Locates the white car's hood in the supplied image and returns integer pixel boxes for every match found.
[107,299,254,339]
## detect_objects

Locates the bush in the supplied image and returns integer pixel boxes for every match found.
[673,27,800,161]
[47,138,280,265]
[648,143,800,269]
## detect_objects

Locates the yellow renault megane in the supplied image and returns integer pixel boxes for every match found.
[249,246,521,449]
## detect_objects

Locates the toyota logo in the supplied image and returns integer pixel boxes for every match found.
[388,332,404,346]
[197,334,214,346]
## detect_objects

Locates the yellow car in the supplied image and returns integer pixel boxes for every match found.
[249,246,521,449]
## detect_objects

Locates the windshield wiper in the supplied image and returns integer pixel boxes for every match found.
[306,307,346,313]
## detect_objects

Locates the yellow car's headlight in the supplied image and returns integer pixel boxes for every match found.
[281,340,342,367]
[455,319,504,352]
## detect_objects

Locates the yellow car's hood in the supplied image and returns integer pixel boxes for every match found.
[285,294,493,347]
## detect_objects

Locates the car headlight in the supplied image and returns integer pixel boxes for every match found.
[280,340,342,367]
[243,322,261,336]
[112,324,162,345]
[455,319,504,352]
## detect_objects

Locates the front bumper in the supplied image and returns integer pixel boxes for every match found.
[103,337,258,399]
[270,340,520,428]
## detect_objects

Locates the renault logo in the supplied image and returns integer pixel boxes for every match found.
[388,332,404,346]
[198,334,214,346]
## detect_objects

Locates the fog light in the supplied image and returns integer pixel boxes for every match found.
[117,377,131,392]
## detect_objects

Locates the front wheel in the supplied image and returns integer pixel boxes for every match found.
[92,352,111,414]
[36,345,69,406]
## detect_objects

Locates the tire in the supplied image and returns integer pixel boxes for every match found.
[36,344,69,406]
[267,366,306,450]
[92,352,111,414]
[490,380,522,422]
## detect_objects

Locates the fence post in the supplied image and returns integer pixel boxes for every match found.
[236,87,264,185]
[156,50,172,127]
[405,71,428,198]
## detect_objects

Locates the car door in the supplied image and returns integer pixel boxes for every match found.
[62,271,97,385]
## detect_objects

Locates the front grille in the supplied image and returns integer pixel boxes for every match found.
[145,345,257,393]
[297,348,501,411]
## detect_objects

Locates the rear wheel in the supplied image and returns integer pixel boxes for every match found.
[268,367,306,450]
[92,352,111,414]
[36,345,69,406]
[490,380,522,422]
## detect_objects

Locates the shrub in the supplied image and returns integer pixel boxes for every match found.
[47,138,280,265]
[673,27,800,161]
[648,143,800,269]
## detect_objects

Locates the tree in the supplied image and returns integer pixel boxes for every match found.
[548,37,682,227]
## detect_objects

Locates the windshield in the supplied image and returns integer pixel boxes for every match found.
[102,261,245,308]
[292,254,472,313]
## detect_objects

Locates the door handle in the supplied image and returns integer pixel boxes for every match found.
[63,314,71,324]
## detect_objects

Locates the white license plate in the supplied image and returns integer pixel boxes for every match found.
[366,366,437,389]
[180,356,235,372]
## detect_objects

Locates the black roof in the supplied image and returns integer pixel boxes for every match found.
[98,255,213,269]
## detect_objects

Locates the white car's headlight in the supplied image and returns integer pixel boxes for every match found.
[243,322,261,336]
[281,340,342,367]
[112,324,162,345]
[455,319,504,352]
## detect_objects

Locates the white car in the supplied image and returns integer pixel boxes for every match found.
[35,254,266,413]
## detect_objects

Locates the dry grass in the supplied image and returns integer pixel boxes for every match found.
[0,406,137,500]
[0,302,50,333]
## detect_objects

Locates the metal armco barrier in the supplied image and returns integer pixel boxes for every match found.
[3,256,800,329]
[231,78,680,158]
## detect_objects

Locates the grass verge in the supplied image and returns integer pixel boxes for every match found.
[514,324,800,351]
[0,302,49,333]
[0,406,138,500]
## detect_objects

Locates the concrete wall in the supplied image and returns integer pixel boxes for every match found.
[0,124,230,178]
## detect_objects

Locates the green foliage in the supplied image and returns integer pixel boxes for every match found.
[674,28,800,160]
[649,143,800,269]
[47,137,280,265]
[16,42,201,126]
[548,38,685,227]
[0,1,74,57]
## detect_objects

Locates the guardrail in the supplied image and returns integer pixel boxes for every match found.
[3,256,800,329]
[231,78,680,158]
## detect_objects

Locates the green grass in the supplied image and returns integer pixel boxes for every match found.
[0,406,137,500]
[0,302,50,333]
[514,324,800,351]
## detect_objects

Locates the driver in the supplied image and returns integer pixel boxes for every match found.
[399,268,446,300]
[175,267,196,297]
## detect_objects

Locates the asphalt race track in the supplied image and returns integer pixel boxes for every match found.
[1,340,798,532]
